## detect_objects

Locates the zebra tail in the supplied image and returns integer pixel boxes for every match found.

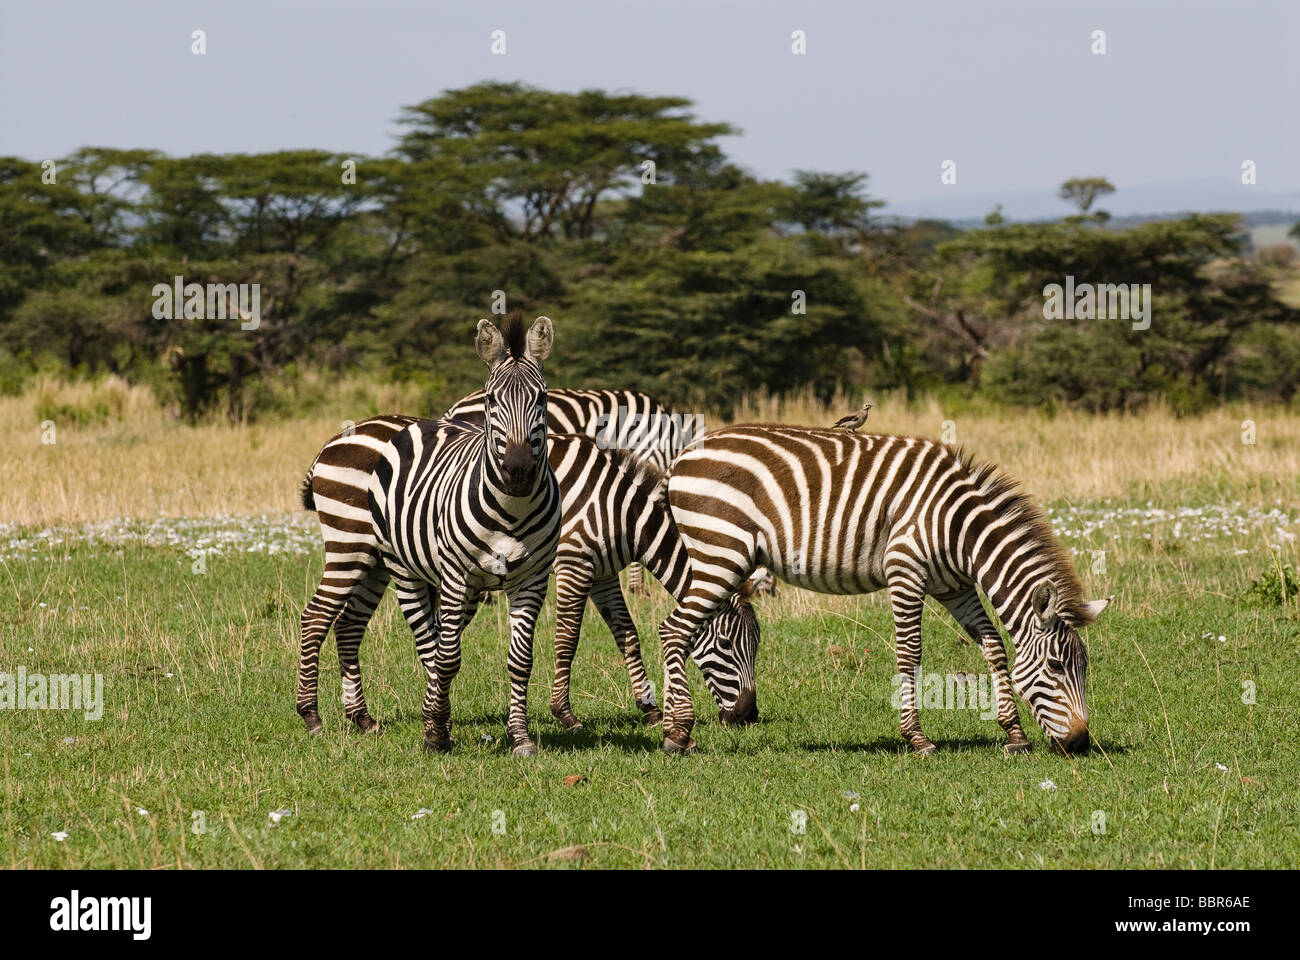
[299,472,316,511]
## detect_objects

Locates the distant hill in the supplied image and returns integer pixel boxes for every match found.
[888,178,1300,224]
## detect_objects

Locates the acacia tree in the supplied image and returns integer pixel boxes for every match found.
[393,82,734,240]
[1058,176,1116,223]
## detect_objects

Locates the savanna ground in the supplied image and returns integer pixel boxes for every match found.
[3,380,1298,868]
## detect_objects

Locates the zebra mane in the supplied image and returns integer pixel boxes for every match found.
[501,309,527,361]
[955,447,1091,625]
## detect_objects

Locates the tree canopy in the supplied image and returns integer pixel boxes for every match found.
[2,83,1297,419]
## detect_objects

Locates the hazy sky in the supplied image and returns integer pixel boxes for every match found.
[3,0,1297,218]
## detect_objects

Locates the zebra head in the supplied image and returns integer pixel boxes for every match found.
[693,582,761,726]
[475,313,553,497]
[1010,581,1110,754]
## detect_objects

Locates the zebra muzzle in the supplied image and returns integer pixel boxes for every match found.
[501,442,537,494]
[718,687,758,726]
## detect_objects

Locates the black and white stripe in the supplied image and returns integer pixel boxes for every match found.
[446,388,698,593]
[298,419,759,738]
[657,425,1110,755]
[297,313,560,755]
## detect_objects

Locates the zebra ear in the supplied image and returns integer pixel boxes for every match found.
[476,319,506,368]
[1079,595,1113,624]
[1031,581,1058,628]
[526,316,553,365]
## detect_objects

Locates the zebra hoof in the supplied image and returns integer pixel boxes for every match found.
[422,736,454,754]
[911,740,937,755]
[353,715,380,734]
[551,707,583,731]
[641,707,663,727]
[301,711,323,735]
[1004,740,1032,755]
[512,742,538,757]
[662,736,697,755]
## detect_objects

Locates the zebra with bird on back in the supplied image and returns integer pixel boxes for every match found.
[656,423,1109,755]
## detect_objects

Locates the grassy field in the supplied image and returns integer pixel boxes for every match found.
[4,382,1299,868]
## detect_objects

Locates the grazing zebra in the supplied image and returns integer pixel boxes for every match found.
[298,420,759,734]
[545,432,757,728]
[445,388,698,594]
[657,425,1110,755]
[298,312,561,756]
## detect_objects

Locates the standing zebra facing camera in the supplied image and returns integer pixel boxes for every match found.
[446,388,698,594]
[656,425,1110,756]
[298,421,760,736]
[297,311,561,756]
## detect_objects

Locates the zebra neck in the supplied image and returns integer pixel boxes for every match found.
[967,528,1053,639]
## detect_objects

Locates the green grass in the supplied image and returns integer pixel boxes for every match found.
[2,506,1298,869]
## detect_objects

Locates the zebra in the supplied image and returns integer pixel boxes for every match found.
[656,424,1111,756]
[297,312,561,756]
[445,388,699,594]
[298,419,759,736]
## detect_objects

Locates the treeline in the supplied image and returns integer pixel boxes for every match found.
[3,81,1298,421]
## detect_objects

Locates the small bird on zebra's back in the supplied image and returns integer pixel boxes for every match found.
[832,400,873,432]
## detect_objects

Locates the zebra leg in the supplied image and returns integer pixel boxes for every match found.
[298,566,375,733]
[297,530,383,732]
[550,564,593,731]
[297,588,345,733]
[626,562,648,595]
[658,606,700,753]
[590,576,662,725]
[389,575,456,752]
[940,588,1032,753]
[505,578,547,756]
[888,579,936,754]
[657,562,752,751]
[335,565,390,733]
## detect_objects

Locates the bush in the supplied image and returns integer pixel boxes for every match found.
[1245,564,1300,605]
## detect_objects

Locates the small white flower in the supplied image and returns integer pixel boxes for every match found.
[1215,763,1228,772]
[1039,779,1057,791]
[268,808,294,824]
[137,807,148,816]
[410,808,434,820]
[62,737,77,744]
[38,603,46,608]
[164,672,174,678]
[850,802,860,813]
[51,831,69,842]
[1218,636,1227,643]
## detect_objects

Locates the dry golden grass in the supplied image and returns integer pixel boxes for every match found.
[6,378,1299,526]
[733,386,1300,505]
